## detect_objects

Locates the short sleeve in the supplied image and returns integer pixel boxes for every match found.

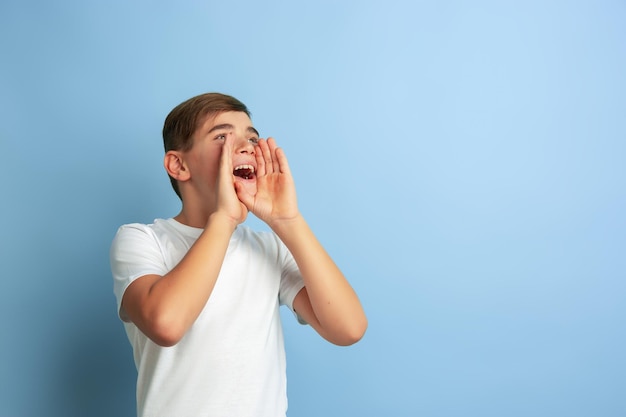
[110,224,169,322]
[276,237,307,325]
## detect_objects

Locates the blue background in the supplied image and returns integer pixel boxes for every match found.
[1,1,624,416]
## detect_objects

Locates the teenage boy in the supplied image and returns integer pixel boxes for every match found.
[110,92,367,417]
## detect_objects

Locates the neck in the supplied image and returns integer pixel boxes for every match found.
[174,195,217,228]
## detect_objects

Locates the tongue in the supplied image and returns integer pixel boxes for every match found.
[234,168,253,179]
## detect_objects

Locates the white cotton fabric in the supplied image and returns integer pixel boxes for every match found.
[110,218,305,417]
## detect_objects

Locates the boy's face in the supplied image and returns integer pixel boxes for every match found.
[184,110,260,201]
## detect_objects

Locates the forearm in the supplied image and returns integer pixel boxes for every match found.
[127,212,236,345]
[271,215,367,343]
[243,137,366,343]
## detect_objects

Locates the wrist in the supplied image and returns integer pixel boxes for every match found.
[269,213,305,236]
[207,211,240,232]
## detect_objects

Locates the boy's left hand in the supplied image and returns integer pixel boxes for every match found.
[235,137,299,226]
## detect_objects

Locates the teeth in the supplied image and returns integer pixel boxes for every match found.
[234,164,255,172]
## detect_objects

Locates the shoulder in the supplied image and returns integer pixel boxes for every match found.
[112,221,159,247]
[110,219,185,287]
[112,218,191,244]
[110,219,180,257]
[114,222,153,237]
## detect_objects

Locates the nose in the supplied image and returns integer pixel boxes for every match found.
[233,135,256,154]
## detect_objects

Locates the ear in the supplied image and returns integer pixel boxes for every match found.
[164,151,191,182]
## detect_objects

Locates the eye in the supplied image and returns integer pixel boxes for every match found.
[215,134,227,141]
[248,137,259,145]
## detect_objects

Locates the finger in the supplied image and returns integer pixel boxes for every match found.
[267,138,278,163]
[255,138,267,177]
[259,138,274,174]
[267,137,290,174]
[220,133,234,172]
[218,133,236,190]
[234,181,254,211]
[275,147,292,175]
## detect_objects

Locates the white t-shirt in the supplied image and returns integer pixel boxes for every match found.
[110,218,305,417]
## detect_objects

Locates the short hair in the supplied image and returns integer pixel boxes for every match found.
[162,93,251,199]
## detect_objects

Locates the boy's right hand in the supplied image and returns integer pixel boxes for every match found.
[213,133,248,226]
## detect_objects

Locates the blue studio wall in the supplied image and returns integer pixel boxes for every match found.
[1,1,625,416]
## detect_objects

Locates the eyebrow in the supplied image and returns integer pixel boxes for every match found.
[208,123,260,137]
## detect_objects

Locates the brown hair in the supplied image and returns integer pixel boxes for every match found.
[162,93,251,199]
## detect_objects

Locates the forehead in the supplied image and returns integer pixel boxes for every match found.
[200,110,253,129]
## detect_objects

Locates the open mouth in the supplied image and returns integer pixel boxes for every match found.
[233,164,255,180]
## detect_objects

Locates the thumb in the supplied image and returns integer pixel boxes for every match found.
[234,181,254,211]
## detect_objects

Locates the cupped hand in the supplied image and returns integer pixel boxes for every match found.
[235,138,299,226]
[215,134,248,225]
